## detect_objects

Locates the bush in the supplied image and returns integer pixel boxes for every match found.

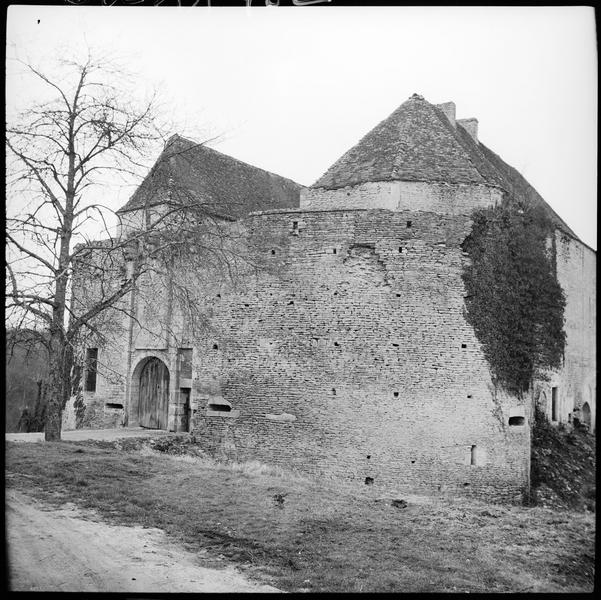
[147,434,206,457]
[529,406,596,511]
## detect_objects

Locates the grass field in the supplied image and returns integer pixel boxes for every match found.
[5,439,595,593]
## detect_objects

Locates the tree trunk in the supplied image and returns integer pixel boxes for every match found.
[44,351,62,441]
[43,332,71,441]
[44,396,63,440]
[42,99,77,442]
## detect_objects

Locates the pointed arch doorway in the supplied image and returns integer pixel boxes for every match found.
[138,357,170,429]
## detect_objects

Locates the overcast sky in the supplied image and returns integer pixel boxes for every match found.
[6,5,597,249]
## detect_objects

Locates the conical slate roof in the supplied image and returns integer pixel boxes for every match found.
[118,135,301,219]
[312,94,577,238]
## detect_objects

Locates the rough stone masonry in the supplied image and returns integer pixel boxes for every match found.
[64,94,596,502]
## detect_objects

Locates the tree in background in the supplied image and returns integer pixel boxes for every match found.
[5,329,49,433]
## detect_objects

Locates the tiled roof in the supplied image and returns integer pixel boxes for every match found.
[117,135,301,218]
[312,94,577,238]
[313,94,491,188]
[475,142,577,238]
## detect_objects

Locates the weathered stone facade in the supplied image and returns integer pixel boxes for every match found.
[191,208,531,501]
[533,231,596,431]
[64,95,596,502]
[300,181,503,214]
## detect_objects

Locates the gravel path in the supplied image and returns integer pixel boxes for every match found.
[5,489,281,593]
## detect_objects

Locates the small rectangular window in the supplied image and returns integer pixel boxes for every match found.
[470,445,477,466]
[551,387,558,421]
[178,348,193,379]
[85,348,98,392]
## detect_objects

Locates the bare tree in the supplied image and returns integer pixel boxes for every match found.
[5,53,174,440]
[6,53,285,441]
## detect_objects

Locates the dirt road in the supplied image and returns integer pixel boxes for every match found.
[5,489,280,593]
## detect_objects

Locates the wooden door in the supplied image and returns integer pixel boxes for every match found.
[138,358,170,429]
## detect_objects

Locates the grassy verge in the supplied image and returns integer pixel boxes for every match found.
[5,439,595,593]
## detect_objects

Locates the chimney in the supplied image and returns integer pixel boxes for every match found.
[436,102,456,127]
[457,118,478,143]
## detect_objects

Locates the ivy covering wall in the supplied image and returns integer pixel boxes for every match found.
[461,203,566,395]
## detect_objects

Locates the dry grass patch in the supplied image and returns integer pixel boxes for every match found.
[5,440,595,593]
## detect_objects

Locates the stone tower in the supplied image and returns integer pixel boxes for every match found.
[66,94,595,501]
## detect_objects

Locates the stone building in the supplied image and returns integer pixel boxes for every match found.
[65,94,596,501]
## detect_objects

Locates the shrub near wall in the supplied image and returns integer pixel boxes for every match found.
[461,203,566,396]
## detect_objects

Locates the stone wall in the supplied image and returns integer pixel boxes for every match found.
[63,242,133,431]
[62,301,131,431]
[301,181,503,215]
[68,196,597,501]
[117,204,170,239]
[186,207,530,501]
[534,232,596,431]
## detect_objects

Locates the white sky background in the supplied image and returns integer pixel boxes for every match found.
[6,5,598,249]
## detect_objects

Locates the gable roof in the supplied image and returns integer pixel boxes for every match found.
[312,94,577,238]
[117,135,302,219]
